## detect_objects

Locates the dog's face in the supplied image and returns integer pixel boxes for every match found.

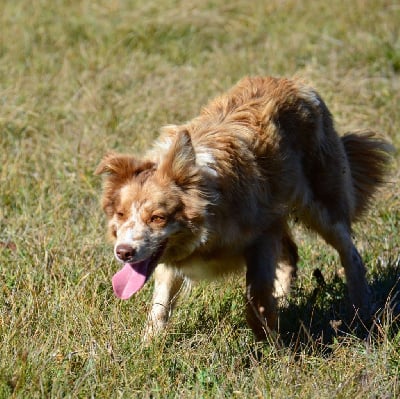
[95,131,208,298]
[109,175,182,260]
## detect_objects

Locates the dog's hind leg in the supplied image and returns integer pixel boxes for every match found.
[245,229,282,340]
[322,222,371,321]
[143,264,185,343]
[297,131,373,321]
[302,206,371,322]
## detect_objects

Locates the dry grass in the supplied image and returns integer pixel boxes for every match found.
[1,0,399,397]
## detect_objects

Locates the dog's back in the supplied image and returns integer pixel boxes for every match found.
[183,76,391,228]
[159,77,347,239]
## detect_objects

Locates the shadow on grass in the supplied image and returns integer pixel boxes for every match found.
[170,256,400,357]
[276,256,400,354]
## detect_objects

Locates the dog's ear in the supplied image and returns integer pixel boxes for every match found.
[160,129,198,186]
[95,153,155,217]
[95,152,155,181]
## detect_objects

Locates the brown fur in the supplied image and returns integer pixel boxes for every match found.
[96,76,393,341]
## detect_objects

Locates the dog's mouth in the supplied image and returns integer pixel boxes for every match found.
[112,243,166,300]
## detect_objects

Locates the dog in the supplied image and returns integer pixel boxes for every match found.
[95,76,392,341]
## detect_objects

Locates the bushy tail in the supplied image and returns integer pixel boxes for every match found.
[341,130,394,220]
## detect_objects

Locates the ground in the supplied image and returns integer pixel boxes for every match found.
[0,0,399,397]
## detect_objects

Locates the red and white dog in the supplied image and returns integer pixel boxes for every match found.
[96,76,392,341]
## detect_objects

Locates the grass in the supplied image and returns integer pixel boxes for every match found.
[1,0,399,397]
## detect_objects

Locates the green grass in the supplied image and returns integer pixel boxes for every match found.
[1,0,400,397]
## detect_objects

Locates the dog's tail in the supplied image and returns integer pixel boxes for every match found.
[341,130,394,221]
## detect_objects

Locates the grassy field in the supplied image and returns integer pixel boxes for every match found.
[1,0,399,397]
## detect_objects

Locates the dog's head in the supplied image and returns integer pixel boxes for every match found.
[95,130,208,299]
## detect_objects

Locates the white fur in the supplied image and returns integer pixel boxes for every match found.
[195,146,218,177]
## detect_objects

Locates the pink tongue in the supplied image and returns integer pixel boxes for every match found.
[112,261,149,300]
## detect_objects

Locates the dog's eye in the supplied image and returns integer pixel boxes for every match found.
[116,211,124,218]
[150,214,166,224]
[111,225,117,238]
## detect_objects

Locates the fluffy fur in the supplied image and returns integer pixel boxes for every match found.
[96,76,393,341]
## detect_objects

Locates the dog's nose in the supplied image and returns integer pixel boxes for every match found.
[115,244,136,262]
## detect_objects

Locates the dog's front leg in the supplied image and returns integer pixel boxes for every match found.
[274,231,298,300]
[245,234,280,341]
[143,264,185,343]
